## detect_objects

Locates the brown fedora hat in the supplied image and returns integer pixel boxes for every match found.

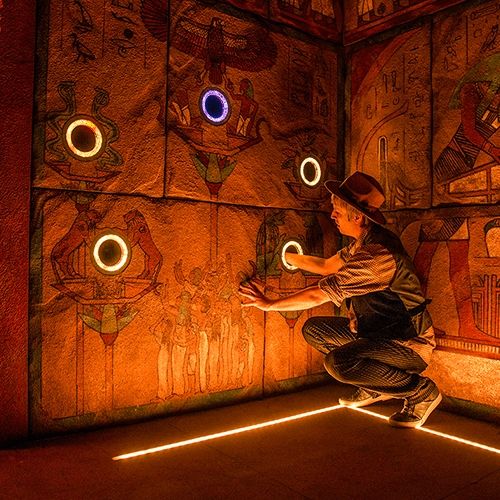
[325,171,386,225]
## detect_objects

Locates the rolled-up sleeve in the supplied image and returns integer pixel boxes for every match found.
[318,244,396,307]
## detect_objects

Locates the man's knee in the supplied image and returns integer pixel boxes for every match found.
[324,349,356,383]
[301,317,318,346]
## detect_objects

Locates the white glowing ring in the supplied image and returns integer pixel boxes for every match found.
[281,240,304,271]
[92,233,130,274]
[200,89,230,124]
[65,118,103,158]
[299,157,322,187]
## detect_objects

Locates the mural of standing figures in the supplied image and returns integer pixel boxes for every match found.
[163,255,256,397]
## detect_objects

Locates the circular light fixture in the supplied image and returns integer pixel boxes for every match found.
[281,240,304,271]
[200,88,230,125]
[299,157,322,187]
[91,232,131,275]
[64,118,104,160]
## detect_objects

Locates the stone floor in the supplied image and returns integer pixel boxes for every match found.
[1,383,499,499]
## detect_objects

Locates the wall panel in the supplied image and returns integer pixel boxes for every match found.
[348,23,432,209]
[166,1,339,210]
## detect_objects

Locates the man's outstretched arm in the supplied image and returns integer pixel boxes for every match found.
[284,252,343,276]
[239,281,330,311]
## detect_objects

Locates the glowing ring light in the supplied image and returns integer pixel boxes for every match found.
[200,88,230,125]
[91,233,131,275]
[65,118,104,159]
[281,240,304,271]
[299,157,322,187]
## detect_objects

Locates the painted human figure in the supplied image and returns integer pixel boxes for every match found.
[171,89,193,127]
[413,54,500,341]
[172,262,210,394]
[124,209,163,281]
[51,208,102,280]
[225,78,258,138]
[171,290,200,395]
[149,281,176,401]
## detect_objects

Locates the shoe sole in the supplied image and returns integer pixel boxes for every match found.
[389,393,443,429]
[339,394,392,408]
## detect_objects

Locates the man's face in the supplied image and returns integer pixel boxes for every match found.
[330,196,360,237]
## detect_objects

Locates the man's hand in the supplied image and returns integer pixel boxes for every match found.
[238,280,273,311]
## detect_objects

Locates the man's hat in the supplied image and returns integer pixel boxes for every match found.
[324,171,386,225]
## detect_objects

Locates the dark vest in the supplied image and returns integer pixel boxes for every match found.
[351,225,432,341]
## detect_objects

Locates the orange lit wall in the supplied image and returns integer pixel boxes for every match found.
[26,0,341,437]
[345,0,500,410]
[1,0,498,444]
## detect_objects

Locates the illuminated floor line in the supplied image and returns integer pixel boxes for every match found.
[113,404,343,461]
[349,406,500,455]
[113,405,500,461]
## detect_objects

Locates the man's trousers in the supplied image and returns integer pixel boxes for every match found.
[303,316,433,402]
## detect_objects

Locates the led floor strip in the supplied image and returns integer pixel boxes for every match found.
[113,404,343,461]
[350,406,500,455]
[113,405,500,461]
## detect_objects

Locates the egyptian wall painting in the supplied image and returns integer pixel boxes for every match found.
[348,23,432,209]
[243,208,338,390]
[32,193,271,431]
[344,0,467,44]
[34,0,166,196]
[31,0,340,433]
[165,0,338,211]
[269,0,341,41]
[212,0,342,42]
[420,0,499,359]
[349,0,500,361]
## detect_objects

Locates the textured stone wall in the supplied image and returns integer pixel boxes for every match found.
[0,0,35,444]
[347,0,500,409]
[29,0,341,435]
[3,0,496,444]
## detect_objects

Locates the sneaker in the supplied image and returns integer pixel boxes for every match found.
[339,388,392,408]
[389,384,442,428]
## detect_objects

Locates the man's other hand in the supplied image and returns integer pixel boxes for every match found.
[238,280,273,311]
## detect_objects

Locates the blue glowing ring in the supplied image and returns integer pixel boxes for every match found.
[200,88,230,125]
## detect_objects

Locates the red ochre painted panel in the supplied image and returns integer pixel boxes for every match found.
[348,23,432,209]
[166,2,338,210]
[31,193,266,432]
[33,0,166,197]
[432,0,500,206]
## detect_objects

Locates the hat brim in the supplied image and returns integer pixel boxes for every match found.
[325,180,386,225]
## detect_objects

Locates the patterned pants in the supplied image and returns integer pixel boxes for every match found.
[303,316,432,402]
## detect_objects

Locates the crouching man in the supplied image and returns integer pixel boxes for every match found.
[239,172,441,428]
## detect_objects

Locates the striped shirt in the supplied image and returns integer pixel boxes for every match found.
[319,227,436,365]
